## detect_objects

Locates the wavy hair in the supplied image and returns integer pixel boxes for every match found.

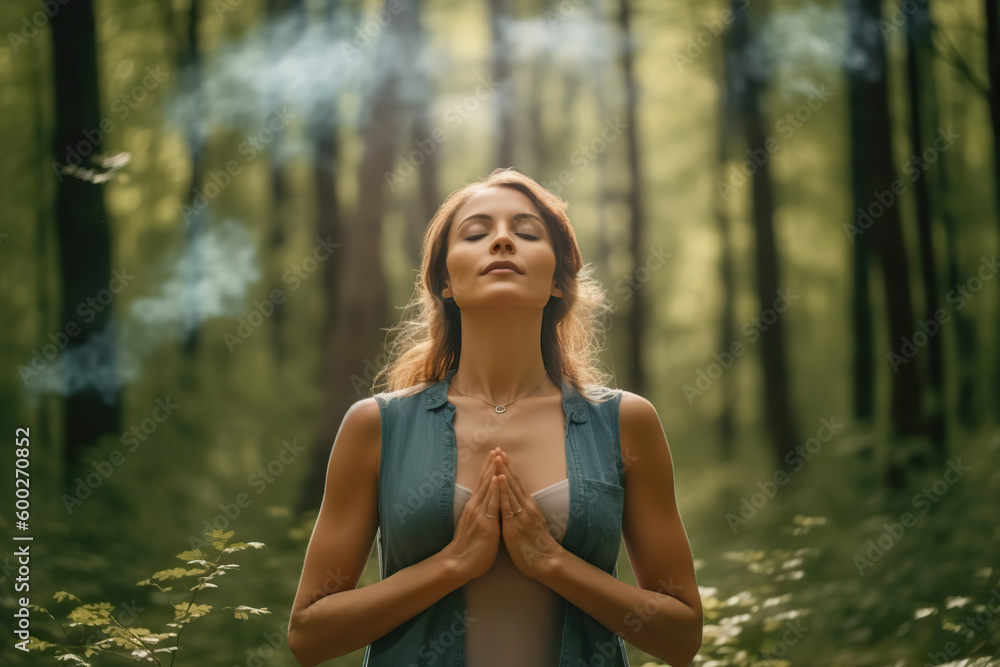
[370,168,616,402]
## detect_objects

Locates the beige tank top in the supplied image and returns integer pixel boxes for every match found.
[453,478,570,666]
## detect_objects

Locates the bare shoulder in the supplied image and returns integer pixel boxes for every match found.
[337,398,383,478]
[618,391,669,482]
[618,390,663,436]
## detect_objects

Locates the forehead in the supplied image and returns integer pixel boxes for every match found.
[452,186,542,228]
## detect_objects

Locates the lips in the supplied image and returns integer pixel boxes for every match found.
[482,260,522,274]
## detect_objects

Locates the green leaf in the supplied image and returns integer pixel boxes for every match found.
[151,567,188,581]
[67,603,114,627]
[224,605,271,620]
[53,591,82,604]
[203,529,235,540]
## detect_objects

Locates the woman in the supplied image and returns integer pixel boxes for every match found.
[288,168,703,667]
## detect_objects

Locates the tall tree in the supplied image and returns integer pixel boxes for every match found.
[728,0,800,466]
[904,0,946,456]
[169,0,207,357]
[297,0,346,512]
[845,0,926,488]
[264,0,307,362]
[934,71,981,426]
[985,0,1000,406]
[617,0,648,395]
[489,0,515,168]
[49,0,121,482]
[986,0,1000,214]
[297,0,417,513]
[410,3,440,261]
[714,0,740,460]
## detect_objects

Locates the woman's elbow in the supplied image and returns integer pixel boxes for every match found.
[287,612,322,667]
[665,608,703,666]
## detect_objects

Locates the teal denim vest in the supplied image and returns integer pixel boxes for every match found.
[363,368,631,667]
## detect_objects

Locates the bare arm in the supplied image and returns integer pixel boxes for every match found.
[287,398,470,667]
[530,391,703,666]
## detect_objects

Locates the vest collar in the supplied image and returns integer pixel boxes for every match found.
[424,367,588,423]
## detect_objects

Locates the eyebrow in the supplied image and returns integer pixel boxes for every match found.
[456,213,545,233]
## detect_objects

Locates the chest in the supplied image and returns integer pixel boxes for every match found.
[451,394,568,496]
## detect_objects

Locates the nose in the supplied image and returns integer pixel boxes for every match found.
[491,225,516,254]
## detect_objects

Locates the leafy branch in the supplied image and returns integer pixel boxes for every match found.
[25,530,270,666]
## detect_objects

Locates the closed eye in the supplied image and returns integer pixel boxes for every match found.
[465,234,539,241]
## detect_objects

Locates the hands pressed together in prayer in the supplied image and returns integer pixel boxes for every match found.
[490,447,566,578]
[448,446,565,582]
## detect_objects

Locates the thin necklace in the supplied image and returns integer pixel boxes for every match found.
[450,373,549,414]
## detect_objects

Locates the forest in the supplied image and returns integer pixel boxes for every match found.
[0,0,998,665]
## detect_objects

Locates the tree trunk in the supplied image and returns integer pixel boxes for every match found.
[730,0,799,467]
[489,0,515,167]
[50,0,121,481]
[715,0,740,460]
[264,0,306,363]
[411,10,440,261]
[985,0,1000,408]
[297,0,412,514]
[986,0,1000,216]
[845,0,925,489]
[529,60,547,175]
[178,0,205,357]
[905,0,946,457]
[935,71,981,426]
[617,0,648,395]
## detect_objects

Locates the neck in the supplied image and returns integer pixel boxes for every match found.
[450,308,552,405]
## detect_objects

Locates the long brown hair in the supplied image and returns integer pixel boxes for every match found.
[370,168,616,401]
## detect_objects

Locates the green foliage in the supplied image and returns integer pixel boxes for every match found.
[667,430,1000,667]
[25,530,270,666]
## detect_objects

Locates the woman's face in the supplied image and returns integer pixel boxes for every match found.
[442,186,563,309]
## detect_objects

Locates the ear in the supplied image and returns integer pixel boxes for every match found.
[551,281,563,299]
[442,278,452,299]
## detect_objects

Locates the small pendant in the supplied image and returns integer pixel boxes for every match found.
[495,405,506,414]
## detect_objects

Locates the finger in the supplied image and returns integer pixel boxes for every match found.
[495,455,524,501]
[471,450,498,499]
[498,475,512,518]
[487,475,499,519]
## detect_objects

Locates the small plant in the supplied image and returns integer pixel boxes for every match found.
[26,529,271,665]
